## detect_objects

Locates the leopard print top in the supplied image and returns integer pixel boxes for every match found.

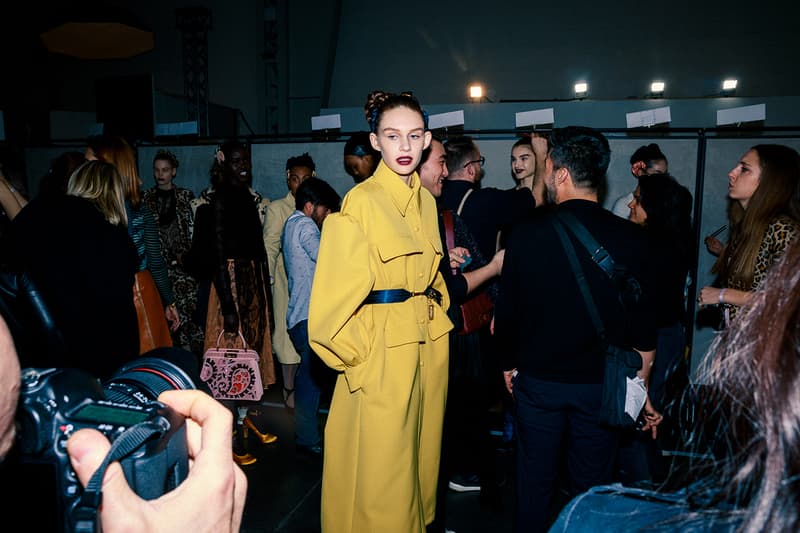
[726,215,799,319]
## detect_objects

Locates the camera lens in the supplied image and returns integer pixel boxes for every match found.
[104,354,197,406]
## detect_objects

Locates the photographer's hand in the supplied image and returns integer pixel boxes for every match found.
[67,389,247,533]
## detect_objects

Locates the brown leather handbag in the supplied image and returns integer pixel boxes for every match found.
[442,209,494,335]
[132,269,173,353]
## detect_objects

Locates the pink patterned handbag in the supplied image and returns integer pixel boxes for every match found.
[200,330,264,401]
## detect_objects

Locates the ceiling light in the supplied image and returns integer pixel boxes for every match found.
[469,84,483,100]
[650,81,665,94]
[722,79,738,91]
[574,82,588,97]
[40,5,154,59]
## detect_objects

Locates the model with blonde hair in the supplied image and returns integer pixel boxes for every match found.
[10,159,139,378]
[67,160,128,226]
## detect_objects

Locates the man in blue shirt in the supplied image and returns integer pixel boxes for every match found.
[281,177,340,455]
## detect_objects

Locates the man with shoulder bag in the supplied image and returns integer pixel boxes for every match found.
[493,126,662,533]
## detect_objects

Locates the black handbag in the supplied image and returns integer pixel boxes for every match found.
[552,212,644,428]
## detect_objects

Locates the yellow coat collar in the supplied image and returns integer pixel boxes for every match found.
[371,160,420,217]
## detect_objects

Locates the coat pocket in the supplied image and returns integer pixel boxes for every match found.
[376,235,420,263]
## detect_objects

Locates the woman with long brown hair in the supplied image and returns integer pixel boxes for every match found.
[698,144,800,323]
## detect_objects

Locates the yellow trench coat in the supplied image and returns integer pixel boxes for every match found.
[309,161,453,533]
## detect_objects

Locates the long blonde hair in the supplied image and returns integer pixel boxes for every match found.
[67,160,128,226]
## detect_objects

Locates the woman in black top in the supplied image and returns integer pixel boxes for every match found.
[624,172,693,481]
[10,160,139,380]
[184,141,277,466]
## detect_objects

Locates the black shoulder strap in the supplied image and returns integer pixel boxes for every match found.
[552,218,606,338]
[73,421,166,533]
[556,210,616,279]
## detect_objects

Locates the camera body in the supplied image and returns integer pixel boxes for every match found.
[11,357,193,532]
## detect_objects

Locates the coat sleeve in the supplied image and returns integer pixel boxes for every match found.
[263,201,283,285]
[141,207,175,306]
[308,212,374,371]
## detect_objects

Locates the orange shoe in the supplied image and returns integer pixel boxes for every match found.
[243,415,278,444]
[233,424,257,465]
[233,451,257,466]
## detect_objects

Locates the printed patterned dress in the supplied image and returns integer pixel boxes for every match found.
[143,185,205,354]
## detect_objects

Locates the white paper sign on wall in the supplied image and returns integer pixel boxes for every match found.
[515,108,555,128]
[626,107,671,128]
[311,114,342,130]
[428,110,465,130]
[716,104,766,126]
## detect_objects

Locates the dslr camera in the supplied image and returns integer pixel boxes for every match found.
[7,356,196,532]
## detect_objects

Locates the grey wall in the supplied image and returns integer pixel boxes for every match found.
[28,135,700,209]
[26,133,800,383]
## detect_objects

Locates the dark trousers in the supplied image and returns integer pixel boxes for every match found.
[514,374,618,533]
[429,328,496,532]
[616,322,686,484]
[288,320,322,447]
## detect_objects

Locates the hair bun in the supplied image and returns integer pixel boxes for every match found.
[364,90,390,120]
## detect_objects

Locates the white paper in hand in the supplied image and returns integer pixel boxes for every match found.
[625,376,647,420]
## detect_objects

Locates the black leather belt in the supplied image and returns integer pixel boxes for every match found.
[362,287,442,306]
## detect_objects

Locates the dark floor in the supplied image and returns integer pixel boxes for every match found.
[237,382,517,533]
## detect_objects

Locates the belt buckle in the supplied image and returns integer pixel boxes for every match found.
[423,287,442,305]
[423,287,441,320]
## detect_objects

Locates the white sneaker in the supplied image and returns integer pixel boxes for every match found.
[448,474,481,492]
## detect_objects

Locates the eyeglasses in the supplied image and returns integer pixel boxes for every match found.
[463,156,485,168]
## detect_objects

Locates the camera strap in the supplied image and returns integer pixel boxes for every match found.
[72,421,166,533]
